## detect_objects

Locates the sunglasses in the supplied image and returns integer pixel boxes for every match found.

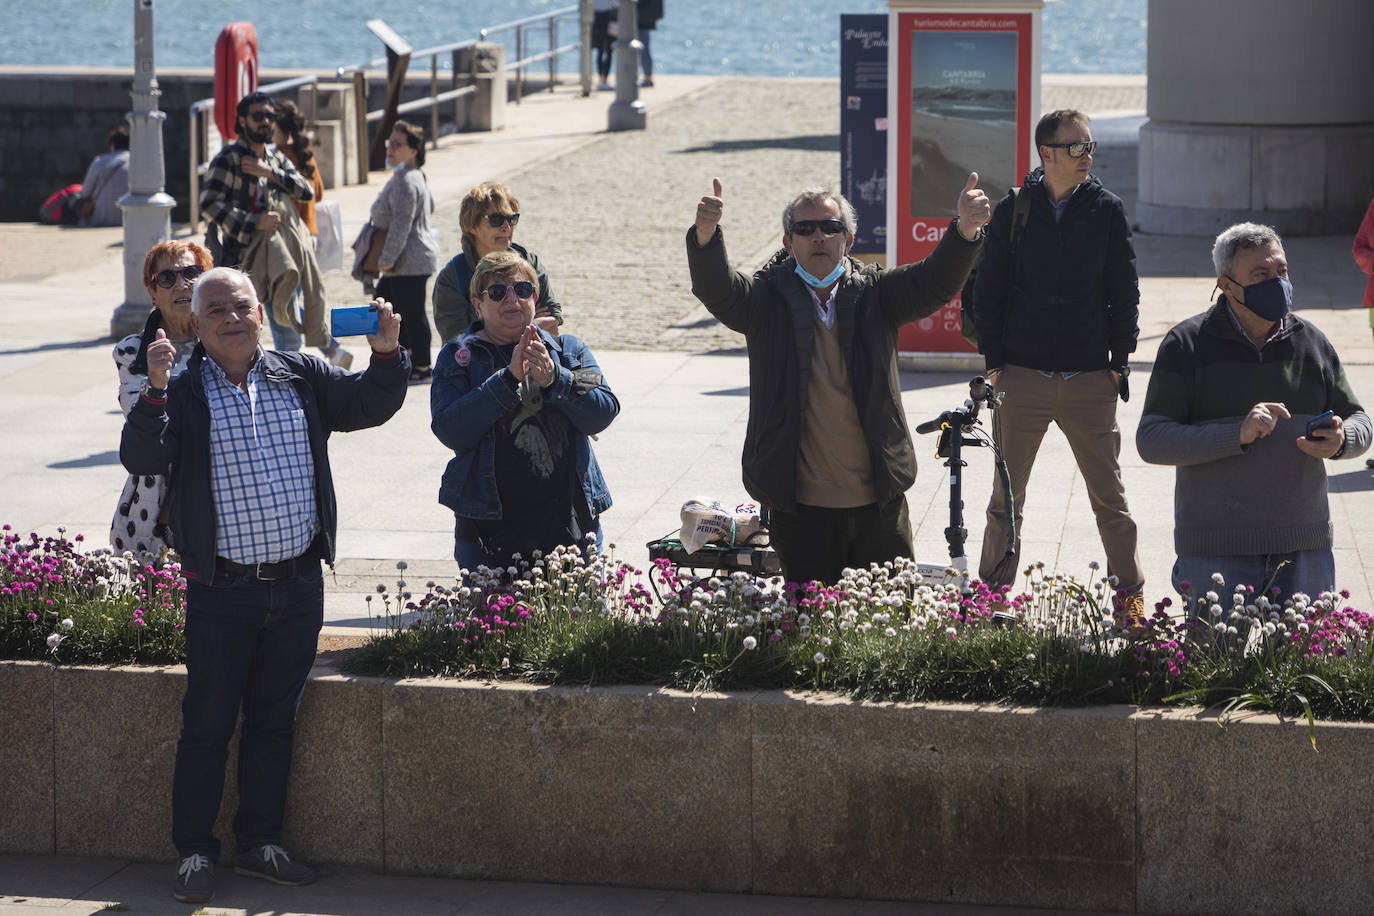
[1043,140,1096,158]
[248,110,276,124]
[153,265,204,289]
[484,212,520,229]
[790,218,846,237]
[485,280,536,301]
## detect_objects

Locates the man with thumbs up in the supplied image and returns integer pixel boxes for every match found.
[687,176,989,584]
[972,109,1143,615]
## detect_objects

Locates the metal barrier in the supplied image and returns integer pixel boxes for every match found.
[187,5,586,229]
[480,5,581,103]
[187,74,319,231]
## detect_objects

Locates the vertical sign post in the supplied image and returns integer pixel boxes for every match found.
[887,1,1042,361]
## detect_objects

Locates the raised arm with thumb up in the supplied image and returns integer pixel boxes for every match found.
[695,177,724,246]
[145,327,178,390]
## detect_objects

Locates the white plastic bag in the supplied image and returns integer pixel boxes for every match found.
[314,200,344,272]
[679,498,766,553]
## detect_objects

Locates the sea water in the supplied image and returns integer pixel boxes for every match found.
[7,0,1145,76]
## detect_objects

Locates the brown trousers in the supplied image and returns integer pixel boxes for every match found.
[978,364,1142,592]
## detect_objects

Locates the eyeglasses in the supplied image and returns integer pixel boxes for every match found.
[485,280,535,301]
[485,212,520,229]
[1043,140,1096,158]
[153,265,204,288]
[248,110,276,124]
[790,218,847,237]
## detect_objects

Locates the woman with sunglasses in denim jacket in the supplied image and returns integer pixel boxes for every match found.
[431,182,564,343]
[109,240,213,557]
[432,250,617,573]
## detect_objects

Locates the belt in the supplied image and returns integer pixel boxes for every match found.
[214,553,316,581]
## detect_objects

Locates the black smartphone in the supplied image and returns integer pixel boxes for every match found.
[1305,409,1335,440]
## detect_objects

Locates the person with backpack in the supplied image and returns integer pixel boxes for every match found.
[971,109,1143,622]
[431,182,563,342]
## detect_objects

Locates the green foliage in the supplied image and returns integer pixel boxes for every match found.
[0,526,184,665]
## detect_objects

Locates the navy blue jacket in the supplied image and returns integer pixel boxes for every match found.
[973,167,1139,372]
[120,345,410,582]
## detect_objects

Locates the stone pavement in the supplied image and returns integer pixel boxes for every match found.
[3,72,1374,639]
[0,853,1129,916]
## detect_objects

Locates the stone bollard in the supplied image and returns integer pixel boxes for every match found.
[608,0,646,131]
[453,42,507,133]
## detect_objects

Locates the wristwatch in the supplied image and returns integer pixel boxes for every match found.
[1112,365,1130,377]
[141,380,168,399]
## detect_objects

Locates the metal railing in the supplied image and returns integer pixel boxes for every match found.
[187,5,586,230]
[480,5,581,102]
[187,74,320,230]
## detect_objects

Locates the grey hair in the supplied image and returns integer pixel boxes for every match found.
[190,266,257,314]
[782,187,858,237]
[1212,222,1283,279]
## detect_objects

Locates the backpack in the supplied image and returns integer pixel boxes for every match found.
[960,185,1030,348]
[38,184,86,226]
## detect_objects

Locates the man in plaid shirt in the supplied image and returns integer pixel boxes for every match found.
[120,267,409,902]
[201,92,350,367]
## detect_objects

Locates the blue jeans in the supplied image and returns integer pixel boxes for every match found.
[172,565,323,859]
[1172,549,1336,607]
[266,288,304,350]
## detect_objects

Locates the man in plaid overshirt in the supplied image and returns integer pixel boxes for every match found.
[201,92,350,367]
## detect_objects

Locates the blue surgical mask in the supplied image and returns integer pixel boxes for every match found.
[385,161,406,172]
[795,260,845,289]
[1228,275,1292,321]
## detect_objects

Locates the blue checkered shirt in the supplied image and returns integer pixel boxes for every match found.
[202,351,319,563]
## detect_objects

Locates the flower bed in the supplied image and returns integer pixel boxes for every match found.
[7,525,1374,729]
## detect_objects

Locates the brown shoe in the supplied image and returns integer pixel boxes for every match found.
[1115,593,1147,635]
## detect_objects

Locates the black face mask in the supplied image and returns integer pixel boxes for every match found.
[1227,275,1293,321]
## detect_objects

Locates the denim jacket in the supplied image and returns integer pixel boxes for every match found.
[431,325,618,521]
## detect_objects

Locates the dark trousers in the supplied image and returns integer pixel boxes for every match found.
[765,496,914,585]
[377,273,432,370]
[172,566,323,859]
[591,11,614,80]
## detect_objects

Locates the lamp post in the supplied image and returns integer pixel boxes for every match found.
[607,0,645,131]
[110,0,176,339]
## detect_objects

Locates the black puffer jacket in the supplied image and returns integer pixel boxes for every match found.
[972,167,1139,372]
[686,222,980,513]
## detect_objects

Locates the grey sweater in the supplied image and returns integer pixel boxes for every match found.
[369,166,440,277]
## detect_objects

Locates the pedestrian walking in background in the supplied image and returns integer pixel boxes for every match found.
[369,119,439,381]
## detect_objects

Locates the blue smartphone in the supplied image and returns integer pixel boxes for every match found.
[331,305,379,337]
[1305,409,1335,439]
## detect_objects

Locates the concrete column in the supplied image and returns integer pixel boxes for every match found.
[111,0,176,340]
[608,0,646,131]
[1138,0,1374,236]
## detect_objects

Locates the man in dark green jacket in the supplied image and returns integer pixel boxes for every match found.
[1137,222,1371,604]
[686,175,988,584]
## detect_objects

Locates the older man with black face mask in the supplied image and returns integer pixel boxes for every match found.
[1137,222,1372,606]
[686,175,990,585]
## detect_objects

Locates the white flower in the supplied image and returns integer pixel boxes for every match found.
[395,560,408,570]
[1205,591,1219,604]
[1211,572,1225,586]
[884,627,897,638]
[945,626,957,637]
[813,652,826,664]
[820,636,832,647]
[46,633,62,650]
[1088,560,1100,570]
[500,657,511,669]
[742,636,757,651]
[60,618,74,630]
[1024,652,1036,661]
[1210,604,1223,618]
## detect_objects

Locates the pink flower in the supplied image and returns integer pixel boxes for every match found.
[454,347,471,367]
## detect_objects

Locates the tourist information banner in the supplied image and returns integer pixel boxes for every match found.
[887,2,1041,357]
[840,14,889,257]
